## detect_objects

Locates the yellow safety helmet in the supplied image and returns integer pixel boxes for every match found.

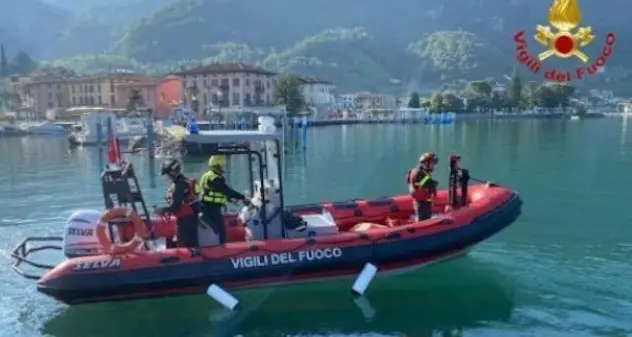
[208,155,227,168]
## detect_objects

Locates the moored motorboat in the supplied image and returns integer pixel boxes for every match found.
[10,117,522,305]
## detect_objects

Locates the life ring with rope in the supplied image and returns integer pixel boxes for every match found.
[96,208,147,254]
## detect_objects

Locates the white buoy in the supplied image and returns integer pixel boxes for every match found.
[353,295,376,322]
[207,284,240,310]
[351,263,378,296]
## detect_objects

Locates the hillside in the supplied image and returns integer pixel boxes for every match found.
[0,0,71,58]
[5,0,632,92]
[109,0,630,90]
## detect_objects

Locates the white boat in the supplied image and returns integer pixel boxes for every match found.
[68,111,149,146]
[18,121,66,135]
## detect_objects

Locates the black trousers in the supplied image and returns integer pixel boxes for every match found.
[202,204,226,244]
[414,200,433,221]
[176,215,200,248]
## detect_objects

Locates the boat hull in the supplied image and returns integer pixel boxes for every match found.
[37,185,522,305]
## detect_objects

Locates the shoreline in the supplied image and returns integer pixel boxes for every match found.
[0,112,610,137]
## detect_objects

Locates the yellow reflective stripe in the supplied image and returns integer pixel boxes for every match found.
[415,175,430,187]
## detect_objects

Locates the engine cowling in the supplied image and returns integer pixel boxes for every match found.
[62,209,103,258]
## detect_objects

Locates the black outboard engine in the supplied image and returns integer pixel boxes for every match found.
[448,154,470,208]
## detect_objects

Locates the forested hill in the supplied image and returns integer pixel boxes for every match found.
[2,0,632,92]
[112,0,631,90]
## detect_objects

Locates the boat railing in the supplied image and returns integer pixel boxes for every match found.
[9,236,63,280]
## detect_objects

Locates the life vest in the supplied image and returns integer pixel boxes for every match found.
[199,170,228,205]
[166,177,200,217]
[407,168,433,202]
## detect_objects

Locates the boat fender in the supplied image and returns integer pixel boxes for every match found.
[96,208,147,255]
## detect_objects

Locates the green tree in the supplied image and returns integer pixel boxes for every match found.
[490,91,504,111]
[531,82,575,108]
[463,80,491,112]
[442,92,463,112]
[407,92,420,108]
[0,44,7,77]
[429,92,444,112]
[9,51,36,75]
[507,69,523,110]
[126,89,144,112]
[275,74,305,115]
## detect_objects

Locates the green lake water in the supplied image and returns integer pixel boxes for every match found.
[1,119,631,337]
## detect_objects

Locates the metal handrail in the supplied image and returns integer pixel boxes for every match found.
[10,236,63,280]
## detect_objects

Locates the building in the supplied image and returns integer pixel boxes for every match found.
[295,76,336,107]
[154,76,182,118]
[336,94,356,109]
[22,76,71,113]
[114,75,182,118]
[66,73,148,108]
[115,78,159,110]
[354,92,397,110]
[175,62,277,112]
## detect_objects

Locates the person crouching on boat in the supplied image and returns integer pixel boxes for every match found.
[199,155,251,245]
[155,159,201,248]
[407,152,439,221]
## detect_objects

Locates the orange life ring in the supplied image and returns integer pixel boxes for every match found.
[96,208,147,254]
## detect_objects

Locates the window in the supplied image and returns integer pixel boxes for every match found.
[97,84,101,92]
[89,96,95,105]
[211,79,218,86]
[245,79,250,87]
[244,93,251,105]
[72,97,76,105]
[110,95,115,105]
[47,102,53,108]
[232,78,240,86]
[203,79,207,86]
[232,93,240,106]
[98,96,102,105]
[48,92,52,99]
[220,79,229,88]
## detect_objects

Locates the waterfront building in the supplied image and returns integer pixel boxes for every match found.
[295,76,336,107]
[354,92,397,110]
[115,75,183,118]
[175,62,277,114]
[66,73,148,109]
[336,94,356,109]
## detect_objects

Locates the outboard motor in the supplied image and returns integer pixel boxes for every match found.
[62,209,103,258]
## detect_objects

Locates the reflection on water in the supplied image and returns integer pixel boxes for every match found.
[41,258,515,337]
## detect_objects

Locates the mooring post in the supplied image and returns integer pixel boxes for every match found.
[147,109,155,160]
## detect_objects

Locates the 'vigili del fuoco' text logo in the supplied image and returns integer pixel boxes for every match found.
[513,0,615,82]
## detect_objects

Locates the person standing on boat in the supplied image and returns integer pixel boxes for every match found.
[199,155,251,245]
[155,159,202,248]
[407,152,439,221]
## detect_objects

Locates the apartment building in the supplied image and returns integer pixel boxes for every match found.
[295,76,336,107]
[354,92,397,110]
[176,63,277,111]
[336,94,357,109]
[115,75,182,118]
[66,73,147,108]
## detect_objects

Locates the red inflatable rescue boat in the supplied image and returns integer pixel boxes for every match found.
[10,128,522,305]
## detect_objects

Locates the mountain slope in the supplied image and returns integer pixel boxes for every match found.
[0,0,71,58]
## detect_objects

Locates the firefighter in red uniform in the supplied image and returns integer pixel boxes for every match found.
[407,152,439,221]
[155,159,202,248]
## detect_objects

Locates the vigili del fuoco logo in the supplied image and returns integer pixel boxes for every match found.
[513,0,615,82]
